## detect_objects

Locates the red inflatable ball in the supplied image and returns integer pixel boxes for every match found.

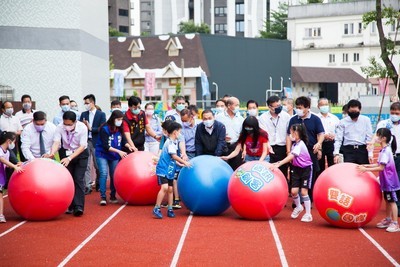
[228,161,288,220]
[114,151,159,205]
[314,163,382,228]
[8,158,74,221]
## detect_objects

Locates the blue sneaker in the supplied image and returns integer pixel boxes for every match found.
[153,207,163,219]
[167,209,175,218]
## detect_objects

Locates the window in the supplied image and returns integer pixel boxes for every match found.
[169,78,186,86]
[215,24,227,32]
[132,79,144,86]
[119,9,129,16]
[370,21,376,33]
[329,54,335,63]
[305,27,321,37]
[215,7,227,16]
[353,53,360,62]
[236,21,244,32]
[342,53,349,63]
[236,3,244,15]
[344,23,354,35]
[358,23,362,34]
[119,26,129,33]
[145,96,161,101]
[391,22,396,32]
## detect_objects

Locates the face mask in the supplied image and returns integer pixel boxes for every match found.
[244,127,254,133]
[64,125,75,132]
[203,119,214,128]
[145,110,154,116]
[282,106,288,112]
[34,124,45,132]
[71,106,78,111]
[216,107,225,114]
[348,111,360,119]
[295,109,304,117]
[232,106,240,114]
[84,104,91,111]
[131,108,140,115]
[390,114,400,123]
[22,103,31,110]
[248,109,258,117]
[289,134,296,142]
[183,122,191,127]
[61,105,70,112]
[4,108,13,116]
[176,104,186,112]
[9,142,15,150]
[319,105,329,114]
[115,120,123,127]
[274,106,283,115]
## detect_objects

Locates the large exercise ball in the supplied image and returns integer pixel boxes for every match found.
[178,155,233,215]
[228,161,288,220]
[114,151,159,205]
[314,163,382,228]
[8,158,74,221]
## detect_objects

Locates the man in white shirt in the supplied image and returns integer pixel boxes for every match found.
[259,95,291,177]
[216,96,244,170]
[0,101,22,135]
[21,111,56,160]
[16,94,36,162]
[53,95,80,126]
[50,111,89,217]
[316,98,339,175]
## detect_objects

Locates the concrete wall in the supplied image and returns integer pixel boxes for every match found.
[0,0,109,122]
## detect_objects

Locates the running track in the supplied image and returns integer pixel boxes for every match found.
[0,192,399,266]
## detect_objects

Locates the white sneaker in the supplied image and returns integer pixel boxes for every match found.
[291,206,304,219]
[386,222,400,233]
[301,213,313,222]
[100,199,107,206]
[0,214,6,223]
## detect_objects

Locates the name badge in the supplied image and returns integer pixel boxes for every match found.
[66,150,73,156]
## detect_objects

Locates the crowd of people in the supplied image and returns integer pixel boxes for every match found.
[0,93,398,232]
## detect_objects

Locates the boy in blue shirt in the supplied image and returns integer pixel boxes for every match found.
[153,122,191,218]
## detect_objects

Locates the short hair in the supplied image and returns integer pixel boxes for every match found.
[188,104,198,113]
[84,94,96,104]
[180,108,192,117]
[70,100,77,105]
[145,102,154,109]
[318,98,329,105]
[62,111,77,122]
[33,111,46,121]
[161,120,173,130]
[247,100,259,108]
[21,94,32,102]
[59,95,70,103]
[267,95,280,106]
[111,100,121,107]
[215,99,226,106]
[226,97,237,106]
[1,101,11,109]
[342,104,348,113]
[295,96,311,108]
[174,95,185,103]
[202,109,214,117]
[347,99,362,110]
[128,96,141,107]
[166,121,182,134]
[390,102,400,111]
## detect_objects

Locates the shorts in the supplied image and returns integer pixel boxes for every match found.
[383,190,400,203]
[157,176,173,186]
[0,184,3,193]
[174,171,180,180]
[290,165,312,189]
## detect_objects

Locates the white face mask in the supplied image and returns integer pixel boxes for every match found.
[295,109,304,117]
[64,124,75,132]
[248,109,258,117]
[84,104,91,111]
[4,108,13,116]
[289,134,296,142]
[232,106,240,114]
[9,142,15,150]
[22,103,32,110]
[61,105,70,112]
[145,110,154,116]
[216,107,225,114]
[115,120,123,127]
[203,119,214,128]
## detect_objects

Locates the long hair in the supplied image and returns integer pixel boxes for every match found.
[238,116,267,148]
[376,127,397,152]
[0,131,16,145]
[104,110,124,132]
[290,123,308,145]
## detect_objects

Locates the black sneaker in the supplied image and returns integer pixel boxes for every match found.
[172,200,182,209]
[109,197,118,204]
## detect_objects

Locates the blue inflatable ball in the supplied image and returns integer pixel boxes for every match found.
[178,155,233,216]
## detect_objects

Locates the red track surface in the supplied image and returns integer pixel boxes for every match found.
[0,190,399,267]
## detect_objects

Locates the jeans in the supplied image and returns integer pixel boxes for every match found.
[245,155,270,163]
[96,157,119,199]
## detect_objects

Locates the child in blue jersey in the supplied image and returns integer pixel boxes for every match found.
[358,128,400,232]
[153,121,190,219]
[272,123,313,222]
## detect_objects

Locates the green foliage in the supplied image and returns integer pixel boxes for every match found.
[109,55,115,71]
[361,57,388,78]
[178,21,210,34]
[109,26,125,37]
[259,3,288,40]
[307,0,324,3]
[174,83,182,97]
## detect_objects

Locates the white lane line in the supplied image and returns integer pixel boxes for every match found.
[269,219,289,267]
[58,203,127,267]
[0,220,27,238]
[170,212,193,267]
[358,228,399,266]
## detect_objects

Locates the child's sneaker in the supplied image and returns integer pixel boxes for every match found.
[153,207,163,219]
[172,200,182,209]
[301,213,313,222]
[386,222,399,232]
[291,205,304,219]
[100,198,107,206]
[0,214,6,223]
[376,218,392,228]
[167,209,175,218]
[109,197,118,204]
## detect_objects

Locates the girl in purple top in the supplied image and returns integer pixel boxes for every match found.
[273,124,313,222]
[358,128,400,232]
[0,132,24,223]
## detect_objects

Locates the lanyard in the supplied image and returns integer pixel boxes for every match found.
[270,116,280,133]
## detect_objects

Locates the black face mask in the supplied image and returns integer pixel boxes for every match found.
[348,111,360,119]
[274,105,283,114]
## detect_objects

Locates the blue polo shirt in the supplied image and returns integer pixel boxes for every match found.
[287,111,324,148]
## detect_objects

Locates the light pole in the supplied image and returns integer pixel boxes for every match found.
[212,82,219,101]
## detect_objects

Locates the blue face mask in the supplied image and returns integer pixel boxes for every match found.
[390,114,400,123]
[61,105,70,112]
[319,105,329,114]
[176,104,186,112]
[131,108,140,115]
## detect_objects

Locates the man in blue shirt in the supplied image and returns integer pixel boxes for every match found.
[180,108,197,159]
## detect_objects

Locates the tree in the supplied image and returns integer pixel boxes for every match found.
[259,3,288,40]
[362,0,399,96]
[178,21,210,34]
[109,26,125,37]
[307,0,323,3]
